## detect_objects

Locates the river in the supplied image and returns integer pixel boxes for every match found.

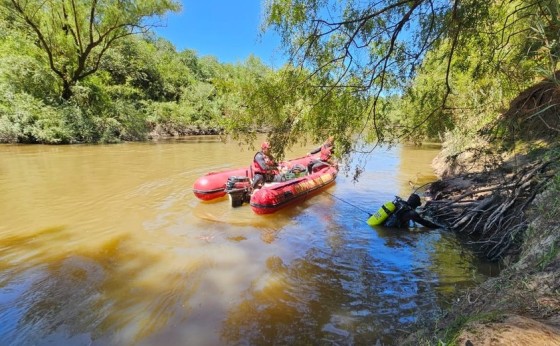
[0,137,497,345]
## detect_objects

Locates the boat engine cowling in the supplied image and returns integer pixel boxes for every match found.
[225,176,251,207]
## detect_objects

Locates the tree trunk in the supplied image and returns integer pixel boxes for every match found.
[62,81,73,100]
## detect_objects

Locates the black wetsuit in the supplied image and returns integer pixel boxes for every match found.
[383,200,439,228]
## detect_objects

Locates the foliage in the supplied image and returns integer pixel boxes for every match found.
[0,0,181,100]
[0,7,257,144]
[1,0,558,155]
[218,57,367,159]
[144,80,223,137]
[0,82,75,143]
[0,18,59,101]
[262,0,560,153]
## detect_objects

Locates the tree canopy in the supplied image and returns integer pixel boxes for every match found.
[0,0,558,159]
[254,0,560,151]
[0,0,180,100]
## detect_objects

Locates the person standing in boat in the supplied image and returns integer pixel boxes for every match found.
[307,136,335,174]
[383,193,440,229]
[252,141,278,189]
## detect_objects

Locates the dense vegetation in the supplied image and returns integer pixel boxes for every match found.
[1,0,557,157]
[0,0,359,154]
[0,0,241,144]
[261,0,559,151]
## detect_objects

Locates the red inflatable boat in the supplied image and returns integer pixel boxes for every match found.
[249,164,338,214]
[192,153,321,201]
[192,167,248,201]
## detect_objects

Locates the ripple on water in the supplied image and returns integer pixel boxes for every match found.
[0,141,499,345]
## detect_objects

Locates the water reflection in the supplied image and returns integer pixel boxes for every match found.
[219,221,470,345]
[0,139,497,345]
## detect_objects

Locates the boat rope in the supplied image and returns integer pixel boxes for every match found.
[323,191,372,216]
[325,179,437,218]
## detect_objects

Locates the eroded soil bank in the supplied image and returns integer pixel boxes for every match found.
[404,75,560,345]
[422,152,559,345]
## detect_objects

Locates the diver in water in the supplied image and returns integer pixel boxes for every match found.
[382,193,440,228]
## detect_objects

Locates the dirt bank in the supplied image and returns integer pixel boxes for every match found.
[456,315,560,346]
[429,175,560,344]
[407,74,560,345]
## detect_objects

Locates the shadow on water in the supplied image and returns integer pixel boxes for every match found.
[0,228,204,345]
[217,221,481,345]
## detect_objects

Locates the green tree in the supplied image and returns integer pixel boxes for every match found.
[218,55,367,159]
[391,0,549,147]
[0,0,180,100]
[262,0,559,145]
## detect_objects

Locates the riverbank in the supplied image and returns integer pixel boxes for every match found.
[404,75,560,345]
[423,158,560,344]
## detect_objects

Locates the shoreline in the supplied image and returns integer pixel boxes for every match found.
[404,144,560,345]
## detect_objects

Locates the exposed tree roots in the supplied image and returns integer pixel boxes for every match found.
[425,155,559,261]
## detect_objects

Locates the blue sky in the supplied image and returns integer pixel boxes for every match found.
[154,1,284,67]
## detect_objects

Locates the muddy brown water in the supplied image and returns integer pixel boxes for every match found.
[0,137,498,345]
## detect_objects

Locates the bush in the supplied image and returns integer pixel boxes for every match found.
[0,88,73,143]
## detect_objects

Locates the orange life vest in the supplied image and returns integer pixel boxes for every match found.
[253,151,275,174]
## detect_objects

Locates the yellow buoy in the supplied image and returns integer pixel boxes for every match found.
[367,201,396,226]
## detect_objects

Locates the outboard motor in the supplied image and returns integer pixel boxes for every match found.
[225,176,251,207]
